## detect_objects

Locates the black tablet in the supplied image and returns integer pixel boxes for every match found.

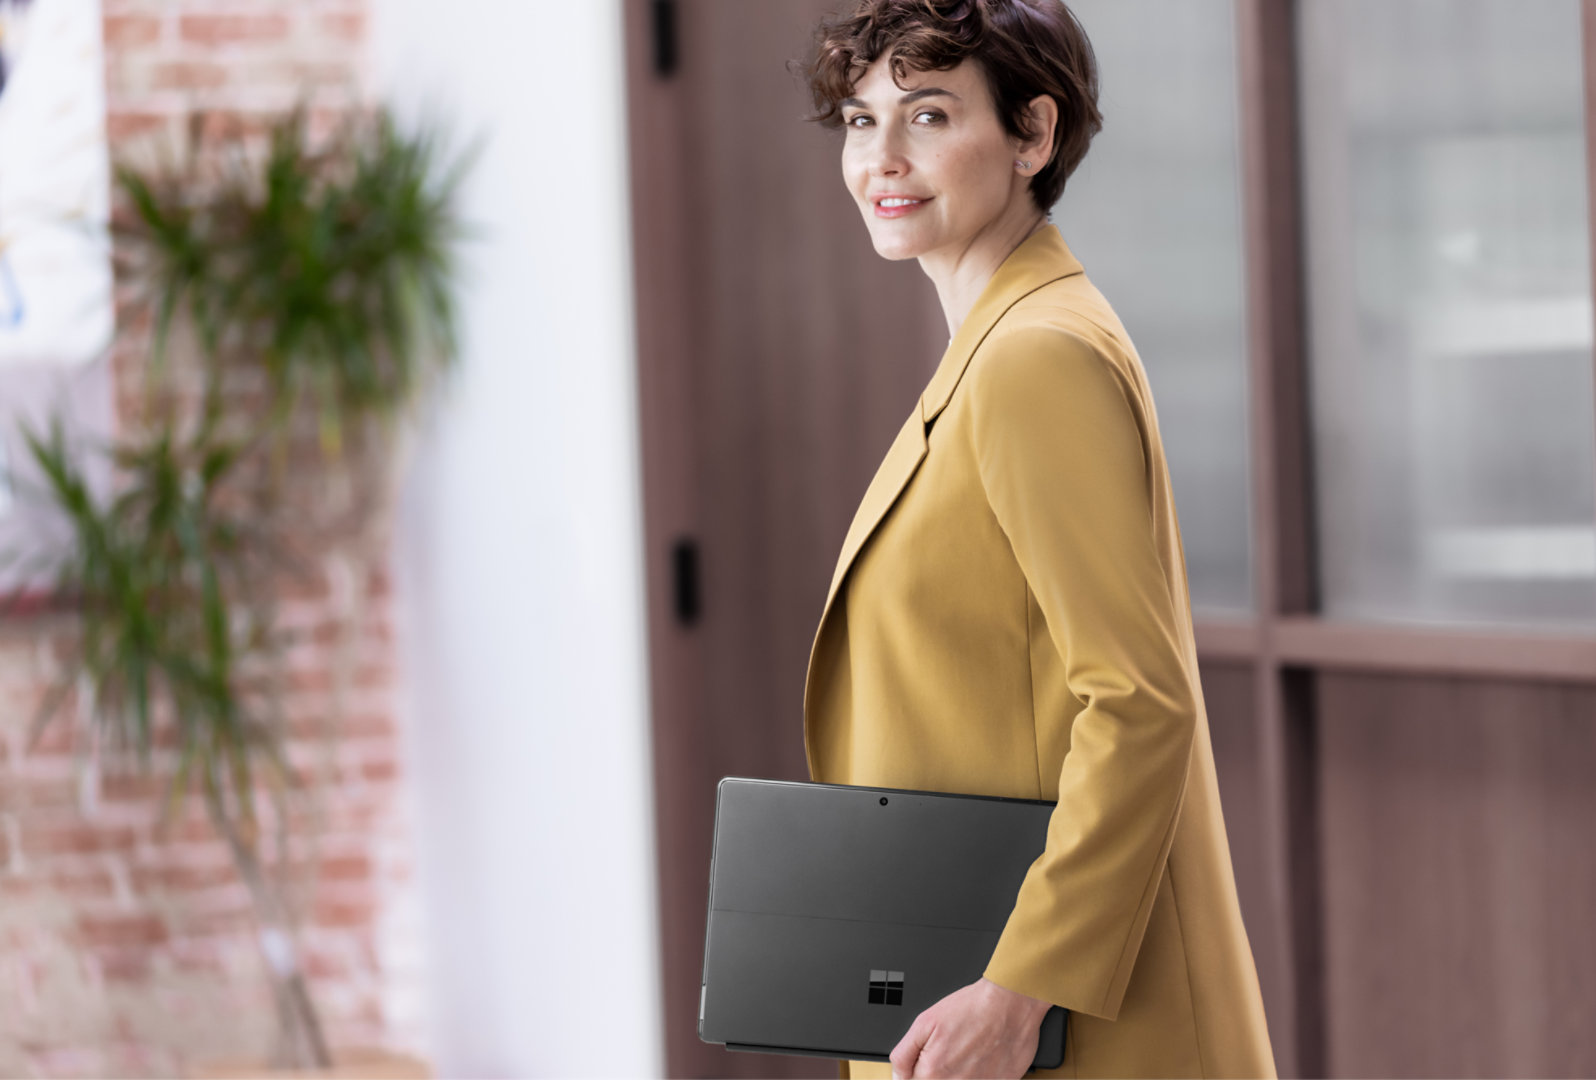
[699,776,1068,1071]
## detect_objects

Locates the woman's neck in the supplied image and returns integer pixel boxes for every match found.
[921,212,1050,338]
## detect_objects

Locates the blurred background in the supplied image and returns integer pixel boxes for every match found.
[0,0,1593,1077]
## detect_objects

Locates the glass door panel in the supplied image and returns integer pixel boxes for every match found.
[1298,0,1596,630]
[1059,0,1254,615]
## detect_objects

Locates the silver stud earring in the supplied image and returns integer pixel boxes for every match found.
[1016,159,1032,171]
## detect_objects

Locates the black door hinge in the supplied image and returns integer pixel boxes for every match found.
[671,536,700,626]
[652,0,679,78]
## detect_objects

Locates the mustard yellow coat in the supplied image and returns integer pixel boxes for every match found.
[802,224,1276,1079]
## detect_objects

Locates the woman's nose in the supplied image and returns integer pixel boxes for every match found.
[866,126,910,177]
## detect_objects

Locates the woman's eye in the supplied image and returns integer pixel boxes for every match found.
[843,111,941,129]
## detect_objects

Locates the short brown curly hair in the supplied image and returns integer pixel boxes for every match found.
[793,0,1103,215]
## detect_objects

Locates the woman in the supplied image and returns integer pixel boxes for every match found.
[795,2,1277,1077]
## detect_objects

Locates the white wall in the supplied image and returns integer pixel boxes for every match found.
[370,2,663,1075]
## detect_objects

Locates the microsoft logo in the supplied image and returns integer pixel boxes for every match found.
[868,970,904,1006]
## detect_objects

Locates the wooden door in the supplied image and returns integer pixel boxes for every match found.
[623,2,946,1075]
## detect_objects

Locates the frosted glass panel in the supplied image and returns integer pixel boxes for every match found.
[1299,0,1596,631]
[1057,0,1253,615]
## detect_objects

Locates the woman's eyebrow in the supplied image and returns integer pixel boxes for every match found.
[840,87,961,110]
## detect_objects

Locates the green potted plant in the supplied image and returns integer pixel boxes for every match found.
[5,104,470,1075]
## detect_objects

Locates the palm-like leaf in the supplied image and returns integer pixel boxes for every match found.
[115,105,471,451]
[17,416,282,789]
[5,101,468,1071]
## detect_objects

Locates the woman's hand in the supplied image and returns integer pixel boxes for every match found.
[888,976,1053,1079]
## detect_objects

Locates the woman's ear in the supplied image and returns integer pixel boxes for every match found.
[1017,94,1059,169]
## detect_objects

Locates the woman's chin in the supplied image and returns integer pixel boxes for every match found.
[869,231,930,261]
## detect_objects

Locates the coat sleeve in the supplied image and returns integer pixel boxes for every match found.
[967,324,1198,1023]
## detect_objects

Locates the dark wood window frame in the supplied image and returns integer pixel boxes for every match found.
[1230,1,1596,1074]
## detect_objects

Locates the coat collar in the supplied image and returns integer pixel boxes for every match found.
[919,221,1085,425]
[801,223,1085,776]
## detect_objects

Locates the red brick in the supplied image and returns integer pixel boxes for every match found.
[28,822,140,857]
[314,895,375,928]
[358,756,399,784]
[169,938,227,975]
[288,61,358,88]
[9,777,77,810]
[288,712,395,741]
[285,664,393,694]
[148,816,225,847]
[277,571,331,604]
[303,945,349,980]
[193,109,280,143]
[185,904,254,937]
[306,619,347,647]
[97,946,154,983]
[132,863,238,893]
[178,13,291,48]
[183,880,255,916]
[318,853,372,884]
[150,61,229,91]
[103,13,162,48]
[47,865,118,900]
[319,12,366,42]
[26,717,77,755]
[0,878,46,904]
[78,911,167,949]
[105,109,173,142]
[99,771,167,802]
[321,800,391,831]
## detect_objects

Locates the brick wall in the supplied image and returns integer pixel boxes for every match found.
[0,3,426,1075]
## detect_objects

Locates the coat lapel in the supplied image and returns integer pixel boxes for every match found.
[821,407,929,609]
[802,224,1086,769]
[918,223,1085,426]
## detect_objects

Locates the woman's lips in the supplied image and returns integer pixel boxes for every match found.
[874,196,931,219]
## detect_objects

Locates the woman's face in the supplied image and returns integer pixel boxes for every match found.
[840,54,1039,262]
